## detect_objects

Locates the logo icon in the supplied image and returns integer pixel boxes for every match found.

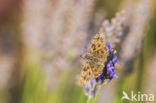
[122,91,130,101]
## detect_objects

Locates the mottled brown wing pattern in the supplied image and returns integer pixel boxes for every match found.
[81,61,94,84]
[81,61,104,84]
[90,63,103,77]
[88,33,108,77]
[88,33,108,61]
[80,33,108,85]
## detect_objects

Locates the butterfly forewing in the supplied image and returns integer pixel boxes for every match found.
[88,33,108,61]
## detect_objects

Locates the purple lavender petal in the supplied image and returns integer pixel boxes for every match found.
[98,73,104,80]
[112,74,117,78]
[91,87,98,97]
[90,78,96,87]
[98,79,102,84]
[106,43,113,50]
[107,61,113,68]
[107,79,112,82]
[107,67,112,74]
[110,72,117,78]
[112,56,119,65]
[84,86,89,93]
[111,67,115,72]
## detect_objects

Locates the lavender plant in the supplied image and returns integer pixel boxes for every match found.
[78,10,125,102]
[84,43,118,102]
[78,0,153,100]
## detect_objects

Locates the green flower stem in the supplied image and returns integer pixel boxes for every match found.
[92,85,102,103]
[92,80,107,103]
[86,88,92,103]
[86,97,91,103]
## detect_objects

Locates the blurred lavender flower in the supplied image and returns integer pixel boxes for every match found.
[84,78,98,97]
[22,0,96,89]
[99,10,126,46]
[118,0,152,70]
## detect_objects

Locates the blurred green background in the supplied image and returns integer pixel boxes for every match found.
[0,0,156,103]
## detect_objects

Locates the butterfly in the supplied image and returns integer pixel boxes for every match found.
[80,33,108,85]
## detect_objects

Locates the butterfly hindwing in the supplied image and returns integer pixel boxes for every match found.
[81,61,94,84]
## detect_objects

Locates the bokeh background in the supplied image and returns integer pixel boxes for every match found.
[0,0,156,103]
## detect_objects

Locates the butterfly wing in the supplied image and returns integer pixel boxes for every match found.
[90,63,104,77]
[88,33,108,77]
[81,61,94,85]
[81,33,109,84]
[88,33,108,61]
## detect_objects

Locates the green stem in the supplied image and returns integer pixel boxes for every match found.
[86,97,91,103]
[92,85,102,103]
